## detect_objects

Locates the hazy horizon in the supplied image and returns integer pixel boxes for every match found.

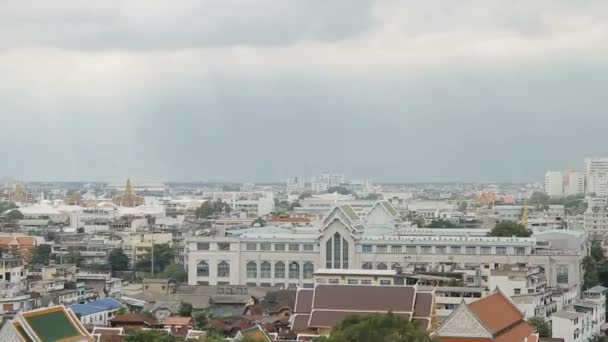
[2,1,608,182]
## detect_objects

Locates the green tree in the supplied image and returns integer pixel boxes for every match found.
[202,333,226,342]
[30,244,52,265]
[528,317,550,337]
[194,311,209,329]
[0,202,18,213]
[583,240,608,290]
[313,313,437,342]
[6,210,24,221]
[109,248,130,272]
[298,192,312,200]
[125,330,173,342]
[116,307,127,315]
[163,263,188,282]
[427,219,460,228]
[325,187,352,196]
[178,302,193,317]
[528,192,550,210]
[361,193,380,200]
[135,243,175,273]
[488,221,532,237]
[195,200,230,219]
[252,218,266,227]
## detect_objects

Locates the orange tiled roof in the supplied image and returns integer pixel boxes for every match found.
[163,316,194,326]
[469,292,523,334]
[495,321,535,342]
[441,338,492,342]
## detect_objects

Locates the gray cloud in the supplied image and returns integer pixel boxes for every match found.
[1,0,373,49]
[1,0,608,182]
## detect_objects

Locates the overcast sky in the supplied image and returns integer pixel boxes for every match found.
[2,0,608,183]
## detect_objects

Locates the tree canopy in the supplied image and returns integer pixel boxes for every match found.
[125,330,173,342]
[178,302,193,317]
[195,199,230,219]
[583,240,608,290]
[6,210,24,221]
[163,263,188,282]
[109,248,130,272]
[325,186,353,196]
[30,244,52,265]
[528,317,550,337]
[427,219,461,228]
[135,243,175,273]
[0,202,18,214]
[313,313,437,342]
[488,221,532,237]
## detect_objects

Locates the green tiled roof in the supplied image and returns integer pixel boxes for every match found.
[25,310,81,342]
[14,323,32,342]
[339,205,360,221]
[381,201,399,216]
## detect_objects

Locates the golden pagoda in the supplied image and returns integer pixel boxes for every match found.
[113,179,144,207]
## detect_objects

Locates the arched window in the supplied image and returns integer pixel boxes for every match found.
[197,260,209,277]
[217,261,230,277]
[261,261,271,278]
[275,262,285,279]
[325,238,332,268]
[376,262,388,270]
[333,233,341,269]
[391,263,401,270]
[246,261,257,278]
[289,262,300,279]
[362,262,373,270]
[303,262,314,279]
[342,237,349,269]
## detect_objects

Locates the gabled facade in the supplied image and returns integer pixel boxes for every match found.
[437,291,537,342]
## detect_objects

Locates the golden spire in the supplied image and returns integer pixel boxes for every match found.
[125,179,134,196]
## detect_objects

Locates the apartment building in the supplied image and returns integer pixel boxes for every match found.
[552,285,607,342]
[545,171,564,197]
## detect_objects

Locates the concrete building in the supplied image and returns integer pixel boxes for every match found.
[286,177,306,193]
[585,158,608,198]
[565,171,585,196]
[583,205,608,239]
[187,205,585,290]
[488,265,551,319]
[545,171,564,198]
[552,285,607,342]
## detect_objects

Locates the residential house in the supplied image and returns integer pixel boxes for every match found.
[70,297,123,326]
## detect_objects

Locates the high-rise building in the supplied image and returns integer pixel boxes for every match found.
[564,171,585,196]
[544,171,563,198]
[585,158,608,197]
[286,177,306,193]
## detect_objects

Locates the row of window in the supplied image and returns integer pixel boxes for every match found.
[316,278,392,286]
[196,242,315,252]
[196,260,315,279]
[361,244,526,255]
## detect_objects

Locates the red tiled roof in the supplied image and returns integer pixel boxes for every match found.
[163,316,194,326]
[413,292,433,318]
[495,321,535,342]
[312,285,415,313]
[109,314,156,326]
[468,292,522,334]
[441,338,492,342]
[291,314,310,332]
[294,289,313,314]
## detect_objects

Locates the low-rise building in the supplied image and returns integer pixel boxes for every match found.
[70,298,123,326]
[551,285,607,342]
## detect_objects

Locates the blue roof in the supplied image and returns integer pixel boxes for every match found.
[70,298,122,316]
